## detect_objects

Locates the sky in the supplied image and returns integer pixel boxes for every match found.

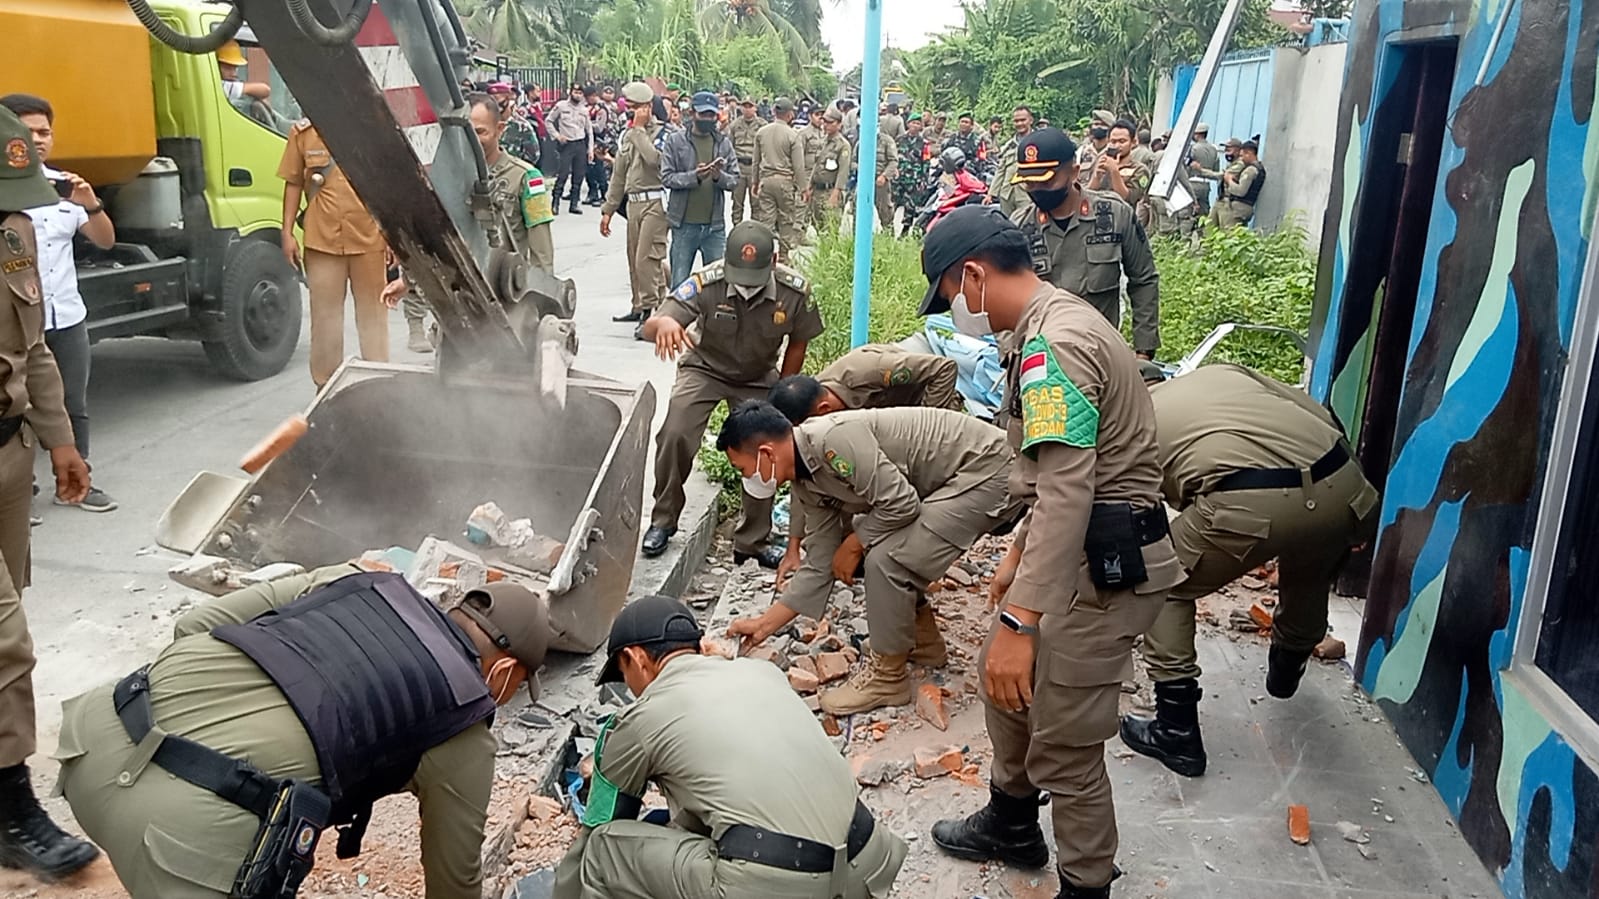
[821,0,968,72]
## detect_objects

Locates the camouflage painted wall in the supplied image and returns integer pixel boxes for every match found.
[1308,0,1599,897]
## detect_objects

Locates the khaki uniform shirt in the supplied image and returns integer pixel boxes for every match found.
[579,654,902,894]
[999,284,1183,618]
[1189,139,1221,200]
[874,134,899,181]
[1012,190,1161,354]
[660,261,824,386]
[880,113,906,142]
[55,565,495,899]
[1150,364,1349,510]
[1076,141,1109,186]
[1130,145,1156,169]
[729,115,763,164]
[0,214,72,447]
[817,345,962,413]
[752,120,805,183]
[806,130,850,190]
[487,152,555,274]
[1225,161,1263,206]
[602,123,668,216]
[1096,158,1152,210]
[785,408,1015,618]
[992,134,1027,210]
[277,122,384,256]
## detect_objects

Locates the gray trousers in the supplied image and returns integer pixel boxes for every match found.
[44,322,89,459]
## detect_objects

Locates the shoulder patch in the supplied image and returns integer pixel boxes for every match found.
[1017,333,1099,458]
[774,263,807,292]
[823,449,855,479]
[701,262,725,285]
[672,275,703,303]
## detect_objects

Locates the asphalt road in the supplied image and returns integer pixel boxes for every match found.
[23,211,678,749]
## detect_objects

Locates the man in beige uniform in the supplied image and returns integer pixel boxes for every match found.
[555,595,906,898]
[1117,364,1379,778]
[1011,128,1161,360]
[640,220,824,566]
[751,97,807,255]
[728,99,763,224]
[1084,119,1152,221]
[879,103,906,142]
[57,566,550,898]
[279,121,388,389]
[719,403,1016,715]
[989,105,1035,217]
[1213,139,1265,229]
[602,82,672,324]
[0,106,97,883]
[1075,109,1115,185]
[872,127,900,232]
[919,206,1182,899]
[806,108,851,230]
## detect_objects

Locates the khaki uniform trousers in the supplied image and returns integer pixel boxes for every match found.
[981,570,1167,888]
[754,175,803,255]
[651,367,773,555]
[555,818,904,899]
[732,171,754,224]
[808,183,840,233]
[625,198,668,314]
[0,433,36,768]
[860,471,1009,656]
[304,248,388,388]
[1210,198,1254,229]
[1143,463,1377,683]
[873,183,895,235]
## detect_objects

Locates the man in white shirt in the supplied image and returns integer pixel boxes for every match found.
[0,94,117,513]
[217,40,271,107]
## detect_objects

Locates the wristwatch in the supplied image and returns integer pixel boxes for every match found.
[998,609,1039,637]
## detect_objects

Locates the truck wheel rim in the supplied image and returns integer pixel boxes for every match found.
[245,280,288,349]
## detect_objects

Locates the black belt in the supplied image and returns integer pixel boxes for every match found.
[718,800,875,873]
[0,416,21,447]
[1212,443,1349,494]
[113,666,279,819]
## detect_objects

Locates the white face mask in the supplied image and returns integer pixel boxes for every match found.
[487,656,521,704]
[950,267,992,338]
[731,281,764,300]
[742,448,779,499]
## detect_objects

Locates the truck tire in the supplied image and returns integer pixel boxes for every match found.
[204,240,302,381]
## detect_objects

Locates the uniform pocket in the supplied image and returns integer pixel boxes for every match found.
[144,823,245,893]
[1198,496,1271,561]
[1083,242,1122,294]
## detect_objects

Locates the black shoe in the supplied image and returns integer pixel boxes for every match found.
[568,205,584,215]
[1056,866,1122,898]
[613,310,646,323]
[1267,645,1311,699]
[0,764,99,881]
[733,546,787,570]
[1119,678,1206,777]
[641,525,675,558]
[552,205,561,216]
[586,198,604,207]
[931,784,1050,869]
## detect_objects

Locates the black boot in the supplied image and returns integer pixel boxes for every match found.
[931,784,1050,869]
[0,764,99,880]
[1119,678,1206,777]
[1266,645,1311,699]
[1055,866,1122,898]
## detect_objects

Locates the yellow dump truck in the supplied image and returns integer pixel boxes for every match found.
[2,0,301,379]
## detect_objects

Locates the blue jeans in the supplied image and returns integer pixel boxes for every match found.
[669,221,727,290]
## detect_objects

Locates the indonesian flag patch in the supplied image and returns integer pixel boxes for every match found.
[1017,333,1100,458]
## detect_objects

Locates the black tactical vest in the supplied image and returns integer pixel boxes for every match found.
[213,572,497,822]
[1241,162,1266,206]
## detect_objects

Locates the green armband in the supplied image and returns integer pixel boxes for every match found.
[1017,333,1100,458]
[582,715,642,827]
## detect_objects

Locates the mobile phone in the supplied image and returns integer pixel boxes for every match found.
[51,178,73,200]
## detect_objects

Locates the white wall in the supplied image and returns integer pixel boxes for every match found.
[1254,42,1348,246]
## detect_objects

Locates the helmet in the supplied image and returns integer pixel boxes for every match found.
[938,145,968,174]
[217,40,247,67]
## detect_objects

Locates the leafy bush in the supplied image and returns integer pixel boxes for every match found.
[696,226,930,502]
[1149,220,1316,384]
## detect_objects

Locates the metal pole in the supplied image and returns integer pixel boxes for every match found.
[850,0,884,348]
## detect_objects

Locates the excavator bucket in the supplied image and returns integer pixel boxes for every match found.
[159,361,656,653]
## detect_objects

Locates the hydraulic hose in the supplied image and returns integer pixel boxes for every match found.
[287,0,374,46]
[125,0,242,54]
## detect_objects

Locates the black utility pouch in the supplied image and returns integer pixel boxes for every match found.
[1084,502,1150,590]
[232,781,332,899]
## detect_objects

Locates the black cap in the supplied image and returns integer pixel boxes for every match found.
[1011,127,1077,185]
[596,594,704,684]
[918,205,1019,315]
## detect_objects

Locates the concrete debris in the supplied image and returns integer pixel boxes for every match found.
[702,637,738,660]
[852,755,909,787]
[528,795,565,821]
[913,745,964,779]
[1406,766,1430,784]
[239,562,306,585]
[1314,636,1347,660]
[464,502,566,574]
[1228,608,1260,632]
[792,655,819,678]
[915,684,950,731]
[1336,820,1370,844]
[168,554,237,596]
[945,565,976,587]
[814,652,852,684]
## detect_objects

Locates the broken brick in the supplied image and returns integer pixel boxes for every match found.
[788,668,820,693]
[821,714,842,737]
[795,618,821,643]
[913,745,964,779]
[952,763,985,788]
[528,795,564,821]
[945,565,976,587]
[1249,603,1274,631]
[815,652,852,683]
[842,646,859,664]
[792,655,819,678]
[804,694,822,713]
[746,646,782,666]
[1314,636,1347,660]
[870,721,890,741]
[1287,804,1311,845]
[701,637,737,660]
[852,755,906,787]
[915,684,950,731]
[810,634,847,653]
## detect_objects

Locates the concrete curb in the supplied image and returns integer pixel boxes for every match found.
[627,470,723,600]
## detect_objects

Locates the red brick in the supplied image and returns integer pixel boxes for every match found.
[792,655,819,678]
[1287,804,1311,845]
[815,652,852,684]
[701,637,737,660]
[915,684,949,731]
[913,745,963,779]
[788,668,820,693]
[821,714,842,737]
[746,646,781,666]
[1313,636,1347,660]
[1249,603,1274,631]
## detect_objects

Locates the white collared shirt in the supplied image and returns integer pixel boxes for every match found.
[24,166,88,331]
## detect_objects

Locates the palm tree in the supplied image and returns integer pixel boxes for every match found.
[697,0,812,76]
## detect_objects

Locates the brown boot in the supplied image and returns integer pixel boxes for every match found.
[820,652,912,715]
[406,318,433,354]
[909,603,948,668]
